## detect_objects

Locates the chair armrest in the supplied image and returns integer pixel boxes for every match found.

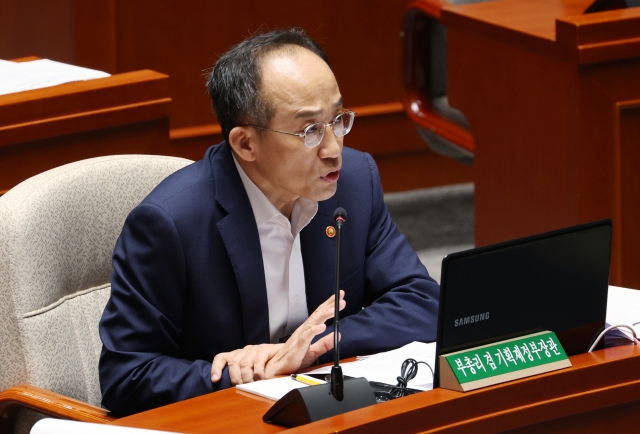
[0,385,114,434]
[407,0,450,19]
[402,0,475,153]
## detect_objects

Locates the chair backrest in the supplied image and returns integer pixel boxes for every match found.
[428,0,491,102]
[0,155,193,408]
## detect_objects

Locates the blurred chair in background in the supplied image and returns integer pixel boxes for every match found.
[402,0,491,164]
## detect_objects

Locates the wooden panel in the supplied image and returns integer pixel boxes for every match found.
[618,102,640,289]
[576,60,640,285]
[558,7,640,45]
[0,70,170,145]
[556,6,640,64]
[0,70,171,194]
[504,399,640,434]
[0,119,170,195]
[442,0,589,60]
[110,344,640,433]
[443,0,640,287]
[441,2,640,75]
[374,149,474,193]
[443,0,588,41]
[0,0,75,63]
[74,0,117,73]
[447,26,579,244]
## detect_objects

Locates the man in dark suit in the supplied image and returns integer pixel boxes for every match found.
[99,28,439,417]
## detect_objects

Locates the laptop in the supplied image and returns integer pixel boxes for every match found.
[434,219,612,386]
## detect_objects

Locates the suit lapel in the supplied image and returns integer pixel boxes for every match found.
[213,143,270,345]
[301,195,339,312]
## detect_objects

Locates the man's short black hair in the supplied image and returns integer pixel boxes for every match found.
[206,28,331,142]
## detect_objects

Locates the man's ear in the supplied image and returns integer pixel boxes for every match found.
[228,126,258,162]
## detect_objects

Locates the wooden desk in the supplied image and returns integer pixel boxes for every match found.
[440,0,640,288]
[111,344,640,433]
[0,68,171,194]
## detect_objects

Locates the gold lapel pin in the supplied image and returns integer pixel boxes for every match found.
[326,226,336,238]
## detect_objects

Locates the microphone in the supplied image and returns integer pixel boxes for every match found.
[331,207,347,401]
[263,207,375,427]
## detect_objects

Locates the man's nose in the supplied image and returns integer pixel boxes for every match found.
[319,126,342,159]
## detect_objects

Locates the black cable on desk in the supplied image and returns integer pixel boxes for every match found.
[390,358,434,398]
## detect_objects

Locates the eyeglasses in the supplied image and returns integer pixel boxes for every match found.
[248,110,356,148]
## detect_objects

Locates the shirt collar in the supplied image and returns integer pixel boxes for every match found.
[233,155,318,234]
[290,195,318,237]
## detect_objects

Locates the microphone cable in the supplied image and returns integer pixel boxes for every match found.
[390,358,434,398]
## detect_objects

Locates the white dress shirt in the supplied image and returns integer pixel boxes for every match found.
[233,157,318,343]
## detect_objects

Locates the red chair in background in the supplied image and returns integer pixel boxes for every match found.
[402,0,490,164]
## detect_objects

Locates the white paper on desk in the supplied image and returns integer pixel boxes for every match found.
[0,59,19,73]
[236,376,310,401]
[607,285,640,339]
[0,58,110,96]
[0,60,29,95]
[306,341,437,391]
[31,418,182,433]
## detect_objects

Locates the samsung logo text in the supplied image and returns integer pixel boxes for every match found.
[454,312,490,327]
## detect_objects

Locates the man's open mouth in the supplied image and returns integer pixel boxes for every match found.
[320,170,340,182]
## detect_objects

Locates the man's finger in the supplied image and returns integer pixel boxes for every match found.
[211,352,231,382]
[285,323,326,356]
[282,290,345,356]
[305,290,346,326]
[253,345,280,380]
[319,290,345,310]
[300,332,340,367]
[262,291,347,379]
[236,346,259,384]
[227,355,244,385]
[239,358,255,384]
[310,331,339,354]
[307,332,341,362]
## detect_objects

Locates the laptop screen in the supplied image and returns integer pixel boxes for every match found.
[435,219,612,385]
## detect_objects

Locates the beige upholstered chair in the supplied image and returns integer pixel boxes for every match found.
[0,155,193,434]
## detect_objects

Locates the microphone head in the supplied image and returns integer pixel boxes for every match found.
[333,207,347,223]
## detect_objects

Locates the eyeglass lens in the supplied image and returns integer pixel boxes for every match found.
[304,111,355,148]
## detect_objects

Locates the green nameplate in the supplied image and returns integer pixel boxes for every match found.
[439,331,572,392]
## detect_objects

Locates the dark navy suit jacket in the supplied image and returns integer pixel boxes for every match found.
[99,142,439,416]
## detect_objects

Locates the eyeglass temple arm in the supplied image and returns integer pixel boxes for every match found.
[250,125,305,138]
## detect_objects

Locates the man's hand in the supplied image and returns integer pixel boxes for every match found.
[210,290,345,385]
[210,343,281,385]
[263,290,345,378]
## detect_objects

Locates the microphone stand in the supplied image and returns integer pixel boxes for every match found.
[331,208,346,401]
[263,207,376,427]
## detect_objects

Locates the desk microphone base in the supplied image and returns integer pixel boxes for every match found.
[263,377,376,427]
